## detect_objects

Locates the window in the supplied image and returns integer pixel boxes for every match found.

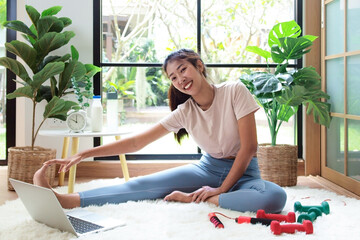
[0,0,16,165]
[95,0,301,160]
[0,0,6,161]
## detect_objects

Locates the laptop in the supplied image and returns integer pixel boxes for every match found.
[9,178,125,237]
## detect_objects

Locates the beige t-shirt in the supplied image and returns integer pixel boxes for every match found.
[160,81,259,159]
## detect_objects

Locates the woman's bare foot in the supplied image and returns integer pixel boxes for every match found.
[33,164,52,188]
[164,191,193,203]
[33,164,81,209]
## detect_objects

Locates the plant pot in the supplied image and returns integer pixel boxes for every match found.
[7,146,56,191]
[257,143,298,187]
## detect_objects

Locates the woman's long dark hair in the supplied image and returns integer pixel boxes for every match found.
[163,49,208,144]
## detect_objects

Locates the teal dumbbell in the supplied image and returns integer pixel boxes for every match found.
[297,207,322,223]
[294,201,330,215]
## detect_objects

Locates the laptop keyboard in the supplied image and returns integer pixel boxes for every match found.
[67,215,104,234]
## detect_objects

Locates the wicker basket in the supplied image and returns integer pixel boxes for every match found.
[7,146,56,191]
[257,144,298,187]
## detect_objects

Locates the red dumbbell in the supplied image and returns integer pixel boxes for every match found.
[270,220,313,235]
[256,209,296,223]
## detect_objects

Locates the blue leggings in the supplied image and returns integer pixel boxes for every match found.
[79,154,287,213]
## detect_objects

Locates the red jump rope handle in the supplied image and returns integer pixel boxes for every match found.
[256,209,296,223]
[208,213,224,228]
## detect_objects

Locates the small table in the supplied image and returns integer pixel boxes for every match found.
[39,129,131,193]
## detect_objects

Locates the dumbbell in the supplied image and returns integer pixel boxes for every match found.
[294,201,330,215]
[297,207,322,223]
[256,209,296,223]
[270,220,313,235]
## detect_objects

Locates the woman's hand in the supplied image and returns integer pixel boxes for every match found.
[191,186,223,203]
[44,154,83,173]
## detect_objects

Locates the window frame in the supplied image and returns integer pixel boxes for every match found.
[93,0,303,160]
[1,0,16,165]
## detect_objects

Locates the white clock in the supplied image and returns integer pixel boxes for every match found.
[66,110,87,132]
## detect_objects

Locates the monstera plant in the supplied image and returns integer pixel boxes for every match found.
[239,20,331,187]
[0,5,100,189]
[240,20,331,146]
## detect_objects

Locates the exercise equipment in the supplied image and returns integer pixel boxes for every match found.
[208,212,224,228]
[294,201,330,214]
[270,220,313,235]
[235,216,273,226]
[256,209,296,223]
[297,207,322,223]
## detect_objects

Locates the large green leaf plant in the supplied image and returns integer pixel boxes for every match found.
[0,5,101,149]
[240,20,331,146]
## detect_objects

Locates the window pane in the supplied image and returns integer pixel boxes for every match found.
[100,0,298,158]
[0,0,6,160]
[326,117,344,174]
[326,0,344,56]
[348,119,360,181]
[101,66,198,154]
[347,55,360,115]
[102,0,197,64]
[347,0,360,52]
[326,57,344,113]
[201,0,294,64]
[207,67,295,145]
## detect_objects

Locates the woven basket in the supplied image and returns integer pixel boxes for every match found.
[7,146,56,191]
[257,143,298,187]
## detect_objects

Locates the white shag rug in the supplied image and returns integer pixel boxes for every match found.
[0,178,359,240]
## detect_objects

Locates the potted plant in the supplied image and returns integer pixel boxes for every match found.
[239,20,331,186]
[0,5,100,189]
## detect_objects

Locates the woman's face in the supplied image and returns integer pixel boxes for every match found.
[166,59,204,96]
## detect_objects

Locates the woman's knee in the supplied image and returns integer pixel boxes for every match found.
[263,181,287,213]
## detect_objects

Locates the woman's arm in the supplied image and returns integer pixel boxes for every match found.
[192,111,258,202]
[47,123,170,172]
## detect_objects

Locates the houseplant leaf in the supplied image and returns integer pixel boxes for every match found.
[34,31,75,60]
[84,64,102,78]
[59,17,72,27]
[58,60,86,95]
[292,67,321,91]
[0,57,32,84]
[268,20,301,47]
[7,85,34,99]
[35,85,53,102]
[251,73,282,98]
[5,40,37,72]
[305,99,331,128]
[32,62,65,91]
[71,45,79,60]
[25,5,40,28]
[41,6,62,17]
[44,97,77,120]
[3,20,37,39]
[245,46,271,61]
[277,85,307,106]
[37,16,64,39]
[277,104,298,122]
[271,36,315,63]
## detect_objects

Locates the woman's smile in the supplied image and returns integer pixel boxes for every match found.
[184,81,193,91]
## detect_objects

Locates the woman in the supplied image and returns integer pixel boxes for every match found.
[35,49,287,212]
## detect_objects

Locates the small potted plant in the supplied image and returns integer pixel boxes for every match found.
[0,5,100,189]
[239,20,331,186]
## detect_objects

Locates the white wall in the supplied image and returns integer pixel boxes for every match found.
[16,0,94,158]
